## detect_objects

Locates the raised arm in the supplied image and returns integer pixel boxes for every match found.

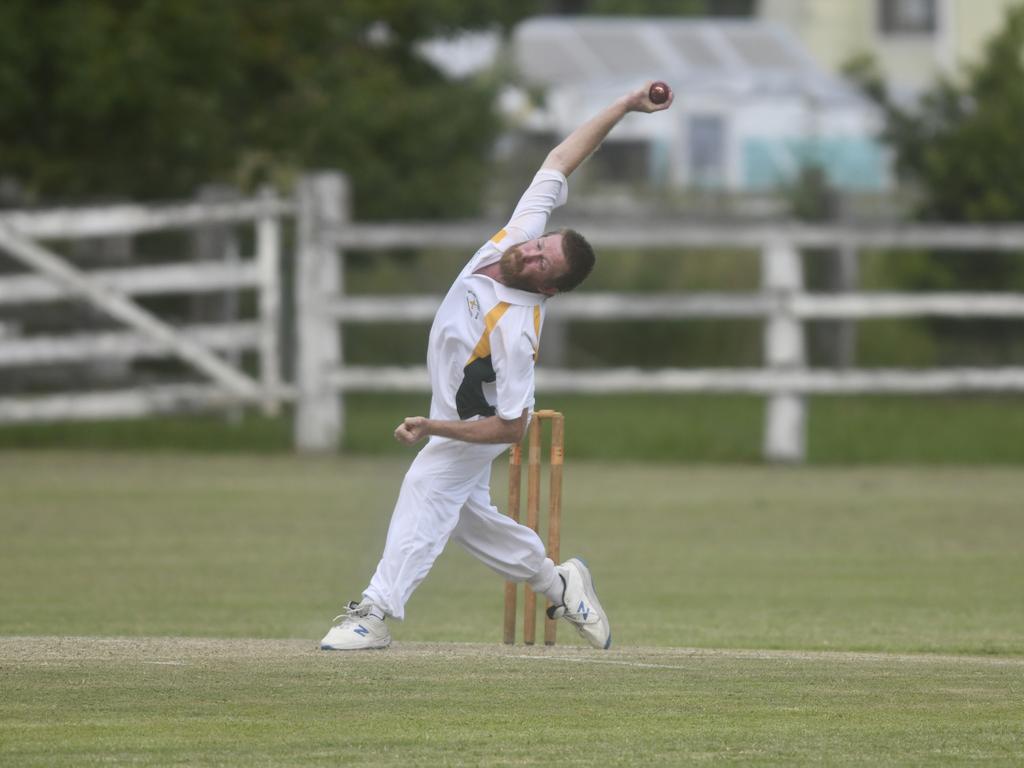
[542,81,674,178]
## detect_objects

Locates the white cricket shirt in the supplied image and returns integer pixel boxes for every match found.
[426,169,569,423]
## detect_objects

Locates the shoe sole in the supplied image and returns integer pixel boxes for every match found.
[569,557,612,650]
[319,640,391,651]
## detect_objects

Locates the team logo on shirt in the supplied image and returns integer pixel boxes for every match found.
[466,290,481,320]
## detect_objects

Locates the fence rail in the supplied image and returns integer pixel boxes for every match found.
[329,365,1024,394]
[326,220,1024,251]
[0,261,262,306]
[0,197,295,240]
[295,172,1024,462]
[0,384,260,424]
[327,291,1024,323]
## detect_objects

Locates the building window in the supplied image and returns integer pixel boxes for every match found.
[878,0,937,34]
[688,115,726,188]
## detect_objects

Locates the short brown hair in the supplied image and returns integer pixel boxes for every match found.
[550,228,595,293]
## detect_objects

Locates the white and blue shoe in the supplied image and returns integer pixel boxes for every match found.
[547,558,612,650]
[320,600,391,651]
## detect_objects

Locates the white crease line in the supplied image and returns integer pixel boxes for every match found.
[516,652,1024,670]
[518,655,693,671]
[6,658,192,665]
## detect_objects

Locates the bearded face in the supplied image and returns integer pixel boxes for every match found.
[498,244,533,291]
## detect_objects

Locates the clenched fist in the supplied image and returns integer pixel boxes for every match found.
[394,416,430,445]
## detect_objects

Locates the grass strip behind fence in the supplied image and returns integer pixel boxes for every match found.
[2,393,1024,463]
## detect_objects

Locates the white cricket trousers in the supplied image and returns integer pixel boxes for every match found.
[363,436,556,620]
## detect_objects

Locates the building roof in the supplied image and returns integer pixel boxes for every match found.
[513,16,865,105]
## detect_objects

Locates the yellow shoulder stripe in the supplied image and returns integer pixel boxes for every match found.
[490,228,508,244]
[533,305,542,361]
[466,302,511,366]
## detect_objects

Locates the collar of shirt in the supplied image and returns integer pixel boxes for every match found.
[491,278,547,306]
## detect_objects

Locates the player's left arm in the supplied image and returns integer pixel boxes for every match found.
[542,81,674,179]
[394,411,527,446]
[395,314,536,447]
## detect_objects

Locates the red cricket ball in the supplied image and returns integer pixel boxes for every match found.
[648,81,670,105]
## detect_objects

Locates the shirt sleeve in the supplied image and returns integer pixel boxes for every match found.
[494,169,569,250]
[488,311,537,421]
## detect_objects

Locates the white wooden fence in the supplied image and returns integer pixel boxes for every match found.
[0,190,293,423]
[3,172,1023,462]
[295,172,1024,462]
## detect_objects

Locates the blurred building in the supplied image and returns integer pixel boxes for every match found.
[508,16,889,194]
[759,0,1020,99]
[420,3,1018,201]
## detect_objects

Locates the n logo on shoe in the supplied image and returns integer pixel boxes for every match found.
[354,624,370,637]
[578,601,589,621]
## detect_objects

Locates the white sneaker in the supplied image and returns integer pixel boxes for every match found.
[547,558,612,650]
[319,600,391,651]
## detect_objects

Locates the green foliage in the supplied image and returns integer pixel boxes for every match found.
[914,9,1024,223]
[845,4,1024,290]
[845,6,1024,362]
[787,166,840,222]
[0,0,538,217]
[847,5,1024,224]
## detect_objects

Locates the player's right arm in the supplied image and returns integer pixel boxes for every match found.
[541,81,674,178]
[493,82,674,247]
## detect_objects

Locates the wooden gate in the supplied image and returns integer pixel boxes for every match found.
[0,190,292,423]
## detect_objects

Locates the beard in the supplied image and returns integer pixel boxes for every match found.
[498,245,535,291]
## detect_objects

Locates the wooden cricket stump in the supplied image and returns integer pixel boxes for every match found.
[503,409,563,646]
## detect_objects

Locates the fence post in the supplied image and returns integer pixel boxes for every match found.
[256,185,282,417]
[194,185,244,423]
[762,237,807,463]
[295,173,347,452]
[835,239,859,368]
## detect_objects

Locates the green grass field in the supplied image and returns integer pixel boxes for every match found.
[2,452,1023,765]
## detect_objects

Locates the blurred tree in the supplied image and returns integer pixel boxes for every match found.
[845,3,1024,289]
[845,3,1024,363]
[0,0,538,218]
